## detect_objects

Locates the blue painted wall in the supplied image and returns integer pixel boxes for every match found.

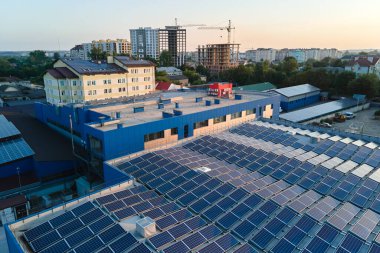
[5,225,23,253]
[281,94,320,112]
[35,94,281,172]
[0,157,34,178]
[34,160,76,179]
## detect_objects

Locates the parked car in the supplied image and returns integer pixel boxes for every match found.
[320,122,332,128]
[343,112,355,119]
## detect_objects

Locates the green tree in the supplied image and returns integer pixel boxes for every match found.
[281,57,298,74]
[347,74,380,98]
[88,46,107,60]
[333,71,356,95]
[159,50,173,67]
[155,71,170,82]
[183,69,202,84]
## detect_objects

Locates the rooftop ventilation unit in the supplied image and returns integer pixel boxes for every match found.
[98,116,106,127]
[136,217,156,238]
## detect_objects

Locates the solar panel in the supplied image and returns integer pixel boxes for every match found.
[24,222,53,242]
[149,231,175,249]
[109,233,138,252]
[66,227,93,248]
[73,236,104,253]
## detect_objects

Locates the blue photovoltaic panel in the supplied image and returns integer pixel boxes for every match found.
[0,138,34,165]
[74,236,104,253]
[109,233,138,252]
[40,240,70,253]
[30,230,61,252]
[149,231,174,249]
[0,115,20,139]
[24,222,53,242]
[66,227,93,247]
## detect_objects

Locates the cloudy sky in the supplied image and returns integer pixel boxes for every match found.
[1,0,379,51]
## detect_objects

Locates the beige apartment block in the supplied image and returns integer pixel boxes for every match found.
[44,56,155,105]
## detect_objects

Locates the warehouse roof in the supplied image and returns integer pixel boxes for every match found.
[280,98,358,122]
[273,84,320,98]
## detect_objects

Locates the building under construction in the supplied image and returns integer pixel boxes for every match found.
[198,43,240,74]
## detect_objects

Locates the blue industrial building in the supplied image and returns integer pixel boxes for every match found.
[6,119,380,253]
[34,91,281,177]
[273,84,321,112]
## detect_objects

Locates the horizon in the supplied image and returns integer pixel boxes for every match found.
[1,0,380,51]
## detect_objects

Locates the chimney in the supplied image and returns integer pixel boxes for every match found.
[205,100,212,106]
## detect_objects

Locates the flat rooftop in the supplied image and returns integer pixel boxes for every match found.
[89,91,274,131]
[10,119,380,253]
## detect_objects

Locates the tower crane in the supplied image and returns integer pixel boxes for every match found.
[198,20,235,44]
[173,18,206,28]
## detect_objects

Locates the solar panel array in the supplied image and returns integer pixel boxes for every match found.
[22,120,380,253]
[0,115,34,165]
[0,114,21,140]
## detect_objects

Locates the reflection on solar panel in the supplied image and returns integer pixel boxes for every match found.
[20,120,380,253]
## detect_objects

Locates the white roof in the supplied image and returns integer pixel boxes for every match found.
[370,169,380,182]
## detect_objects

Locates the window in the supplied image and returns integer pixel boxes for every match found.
[72,81,77,86]
[108,89,112,93]
[108,79,111,84]
[144,77,150,81]
[92,81,96,85]
[73,91,77,96]
[144,68,150,73]
[144,131,164,142]
[61,91,65,95]
[231,111,242,119]
[87,81,91,86]
[132,78,139,83]
[93,90,97,95]
[103,80,107,85]
[214,116,226,124]
[88,90,92,95]
[104,89,108,94]
[194,120,209,129]
[60,80,65,86]
[246,108,256,115]
[171,128,178,135]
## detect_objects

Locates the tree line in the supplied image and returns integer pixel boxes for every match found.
[214,57,380,98]
[0,50,57,85]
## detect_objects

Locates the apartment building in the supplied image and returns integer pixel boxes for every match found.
[44,56,155,105]
[246,48,276,62]
[71,39,131,60]
[159,26,186,67]
[130,27,160,60]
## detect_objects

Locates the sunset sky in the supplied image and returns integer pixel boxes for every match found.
[1,0,379,51]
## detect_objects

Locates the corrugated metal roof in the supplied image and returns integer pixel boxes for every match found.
[279,98,358,122]
[274,84,320,98]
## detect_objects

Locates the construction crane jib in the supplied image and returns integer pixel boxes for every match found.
[198,20,235,44]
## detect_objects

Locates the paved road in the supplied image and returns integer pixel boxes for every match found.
[332,107,380,137]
